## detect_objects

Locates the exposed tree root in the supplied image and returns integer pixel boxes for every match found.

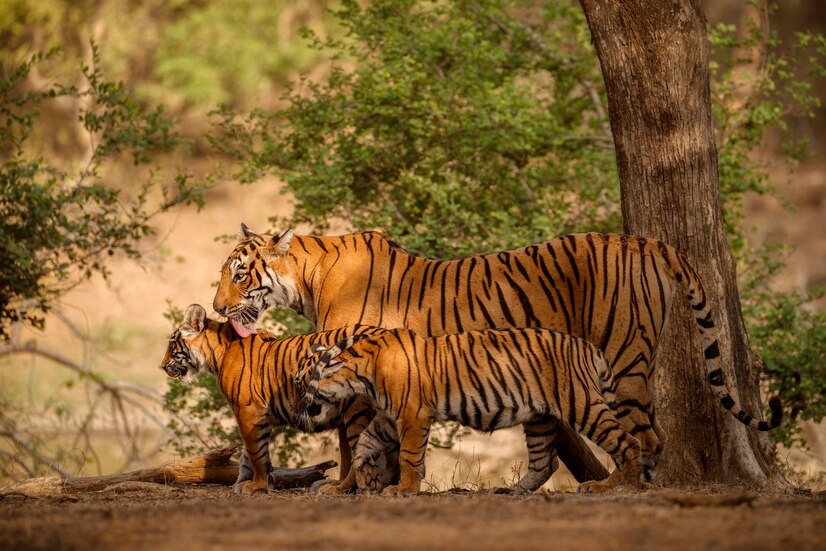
[0,447,337,497]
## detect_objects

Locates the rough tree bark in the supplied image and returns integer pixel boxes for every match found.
[577,0,785,486]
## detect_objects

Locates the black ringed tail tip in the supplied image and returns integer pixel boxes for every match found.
[764,396,783,431]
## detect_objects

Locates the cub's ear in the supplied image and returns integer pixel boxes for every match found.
[236,223,259,241]
[319,359,343,380]
[181,304,207,338]
[262,228,295,259]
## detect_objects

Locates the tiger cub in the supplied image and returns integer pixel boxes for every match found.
[159,304,389,494]
[295,327,647,495]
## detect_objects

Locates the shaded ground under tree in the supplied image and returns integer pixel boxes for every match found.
[0,485,822,551]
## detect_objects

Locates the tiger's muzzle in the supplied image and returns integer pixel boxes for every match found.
[296,393,322,419]
[162,362,188,379]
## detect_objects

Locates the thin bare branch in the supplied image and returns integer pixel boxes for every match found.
[0,429,74,478]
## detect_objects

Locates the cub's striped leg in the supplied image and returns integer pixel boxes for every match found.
[353,415,400,493]
[513,417,560,493]
[576,400,645,494]
[382,417,431,496]
[232,405,272,495]
[312,397,398,495]
[235,450,253,485]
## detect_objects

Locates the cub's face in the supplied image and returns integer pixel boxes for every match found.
[161,330,202,383]
[212,225,298,338]
[160,304,210,383]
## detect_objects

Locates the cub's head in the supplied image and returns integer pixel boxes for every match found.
[161,304,218,383]
[212,224,298,338]
[296,336,372,430]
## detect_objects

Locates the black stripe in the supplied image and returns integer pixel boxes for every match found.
[704,341,720,359]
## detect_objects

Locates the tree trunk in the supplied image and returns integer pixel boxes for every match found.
[578,0,785,487]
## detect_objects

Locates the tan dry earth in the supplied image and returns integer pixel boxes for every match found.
[0,486,824,551]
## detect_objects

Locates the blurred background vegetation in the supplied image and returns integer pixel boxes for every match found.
[1,0,823,487]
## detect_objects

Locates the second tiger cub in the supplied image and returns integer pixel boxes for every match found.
[296,327,646,495]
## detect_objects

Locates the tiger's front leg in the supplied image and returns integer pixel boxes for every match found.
[232,405,272,495]
[514,416,559,493]
[381,416,431,497]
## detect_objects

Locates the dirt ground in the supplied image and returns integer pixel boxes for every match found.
[0,485,823,551]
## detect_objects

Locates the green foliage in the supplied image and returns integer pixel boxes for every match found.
[710,2,826,250]
[212,0,619,257]
[152,0,329,110]
[163,371,241,458]
[709,2,826,447]
[0,46,204,341]
[739,247,825,448]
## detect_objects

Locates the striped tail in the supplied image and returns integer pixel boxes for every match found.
[664,245,782,431]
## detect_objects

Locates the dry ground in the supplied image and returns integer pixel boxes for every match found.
[0,485,823,551]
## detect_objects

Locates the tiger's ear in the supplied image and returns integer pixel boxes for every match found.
[318,360,343,380]
[236,223,259,241]
[180,304,207,339]
[310,343,327,355]
[262,228,295,259]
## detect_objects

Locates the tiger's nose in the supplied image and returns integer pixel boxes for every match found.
[213,296,227,316]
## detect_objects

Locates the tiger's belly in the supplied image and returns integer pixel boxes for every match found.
[435,395,540,432]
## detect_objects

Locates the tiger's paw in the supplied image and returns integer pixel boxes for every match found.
[354,456,386,493]
[232,479,268,495]
[577,479,613,494]
[578,478,649,495]
[380,484,418,497]
[310,478,354,496]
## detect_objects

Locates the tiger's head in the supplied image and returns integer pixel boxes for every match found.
[296,335,375,431]
[161,304,223,383]
[212,224,300,338]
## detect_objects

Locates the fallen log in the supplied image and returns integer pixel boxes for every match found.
[1,447,337,497]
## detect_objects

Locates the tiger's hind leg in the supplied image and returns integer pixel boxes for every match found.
[613,375,660,483]
[575,400,646,494]
[509,416,559,493]
[644,406,666,483]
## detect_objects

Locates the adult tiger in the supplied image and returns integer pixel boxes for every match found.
[295,327,646,495]
[159,304,390,494]
[212,225,780,486]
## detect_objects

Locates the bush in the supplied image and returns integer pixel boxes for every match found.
[0,46,204,341]
[709,5,826,447]
[211,0,619,258]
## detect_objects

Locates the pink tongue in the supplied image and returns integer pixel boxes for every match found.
[230,319,256,338]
